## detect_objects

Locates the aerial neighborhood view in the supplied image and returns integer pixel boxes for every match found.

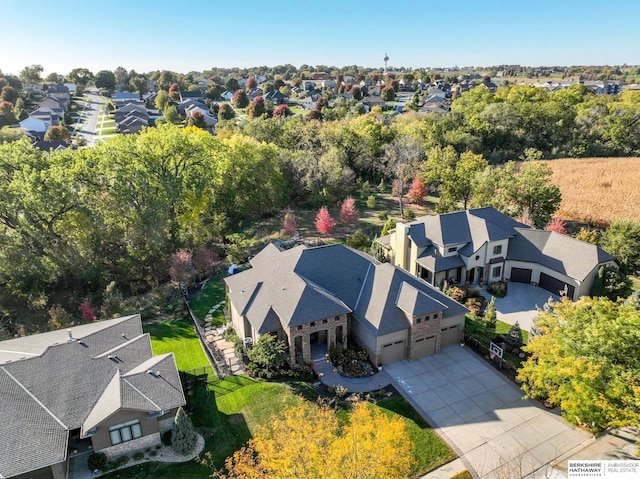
[1,1,640,478]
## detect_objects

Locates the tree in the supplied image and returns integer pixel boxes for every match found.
[209,396,412,479]
[172,406,198,455]
[232,89,249,109]
[169,250,195,287]
[505,321,523,348]
[272,104,292,118]
[48,304,73,330]
[246,334,287,372]
[245,77,258,90]
[79,300,97,322]
[315,206,335,234]
[384,136,424,217]
[407,177,427,204]
[0,126,26,143]
[1,86,18,105]
[307,109,323,120]
[129,76,148,97]
[339,196,359,224]
[45,72,64,84]
[406,90,422,111]
[484,296,497,328]
[247,96,266,119]
[218,103,235,120]
[225,77,240,92]
[164,105,181,124]
[187,111,207,129]
[94,70,116,91]
[169,82,181,101]
[113,66,129,85]
[381,86,395,101]
[576,227,599,244]
[44,125,71,141]
[508,161,562,228]
[601,220,640,275]
[193,244,217,278]
[590,265,632,300]
[282,211,298,237]
[101,281,124,319]
[68,68,93,87]
[0,101,17,127]
[19,64,43,84]
[544,217,567,234]
[518,297,640,432]
[155,90,170,112]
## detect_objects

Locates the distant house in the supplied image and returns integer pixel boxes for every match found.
[28,107,59,126]
[246,88,264,100]
[264,90,289,105]
[221,90,235,101]
[361,96,386,109]
[32,140,76,152]
[112,92,141,108]
[63,82,77,95]
[321,79,337,89]
[185,105,217,127]
[19,117,49,139]
[176,99,210,116]
[179,90,205,103]
[117,116,148,134]
[0,315,185,479]
[38,97,65,120]
[225,244,468,367]
[45,84,71,110]
[377,207,616,300]
[114,103,147,123]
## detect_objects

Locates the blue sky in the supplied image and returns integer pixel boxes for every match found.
[3,0,639,76]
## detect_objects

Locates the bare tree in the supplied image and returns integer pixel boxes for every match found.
[383,136,425,218]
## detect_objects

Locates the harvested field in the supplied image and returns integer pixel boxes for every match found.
[541,157,640,226]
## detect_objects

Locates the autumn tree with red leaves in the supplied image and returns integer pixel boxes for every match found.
[273,104,292,118]
[407,177,427,204]
[193,245,217,278]
[544,217,567,235]
[282,211,298,237]
[168,82,181,100]
[169,250,195,287]
[339,197,359,224]
[315,207,335,234]
[307,109,323,120]
[247,96,266,119]
[232,89,249,109]
[246,77,258,90]
[79,300,97,322]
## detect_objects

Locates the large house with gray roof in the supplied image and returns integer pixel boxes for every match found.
[0,315,185,479]
[224,244,468,367]
[378,207,616,300]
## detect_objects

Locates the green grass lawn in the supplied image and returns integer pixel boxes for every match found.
[100,376,453,479]
[144,319,210,371]
[631,275,640,291]
[496,319,529,344]
[189,273,227,324]
[98,126,116,135]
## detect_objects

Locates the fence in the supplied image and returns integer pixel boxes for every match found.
[182,291,231,378]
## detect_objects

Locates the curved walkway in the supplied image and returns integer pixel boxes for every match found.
[313,357,392,393]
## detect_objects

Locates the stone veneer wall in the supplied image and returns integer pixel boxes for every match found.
[407,311,443,361]
[158,417,174,433]
[100,432,161,460]
[286,313,348,364]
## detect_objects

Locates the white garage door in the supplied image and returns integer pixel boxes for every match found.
[440,325,459,347]
[381,339,405,364]
[413,335,437,359]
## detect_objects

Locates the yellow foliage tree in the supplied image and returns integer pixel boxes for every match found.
[211,396,413,479]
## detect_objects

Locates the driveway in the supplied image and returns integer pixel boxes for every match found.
[481,282,560,332]
[386,345,591,479]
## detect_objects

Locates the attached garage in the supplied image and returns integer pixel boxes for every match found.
[413,335,437,358]
[510,267,532,284]
[440,325,460,347]
[380,339,405,363]
[539,272,575,298]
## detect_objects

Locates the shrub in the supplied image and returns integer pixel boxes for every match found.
[446,286,466,303]
[346,230,371,250]
[505,321,523,348]
[172,406,198,455]
[87,452,107,471]
[366,195,376,208]
[487,281,507,298]
[377,210,388,221]
[403,209,416,220]
[161,429,173,446]
[464,297,482,316]
[150,450,158,457]
[133,451,145,461]
[115,455,129,467]
[328,384,349,398]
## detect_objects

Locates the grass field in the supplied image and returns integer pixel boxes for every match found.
[144,319,210,371]
[189,273,227,324]
[100,377,453,479]
[541,157,640,226]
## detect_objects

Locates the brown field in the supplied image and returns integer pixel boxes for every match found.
[540,157,640,226]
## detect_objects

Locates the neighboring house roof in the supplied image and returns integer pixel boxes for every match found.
[112,92,140,101]
[31,140,75,152]
[116,102,146,114]
[19,117,49,133]
[177,99,209,115]
[46,84,70,95]
[225,244,467,337]
[0,315,185,478]
[179,90,205,101]
[416,245,466,273]
[508,229,616,281]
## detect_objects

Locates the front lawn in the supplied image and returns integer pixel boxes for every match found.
[189,273,227,324]
[144,319,211,372]
[99,376,454,479]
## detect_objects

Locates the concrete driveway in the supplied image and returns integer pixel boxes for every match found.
[481,282,560,332]
[387,345,591,478]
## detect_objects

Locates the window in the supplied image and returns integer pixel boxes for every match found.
[310,321,315,327]
[109,419,143,445]
[492,266,502,278]
[297,325,302,330]
[447,246,457,253]
[493,245,502,255]
[322,319,328,324]
[416,317,422,324]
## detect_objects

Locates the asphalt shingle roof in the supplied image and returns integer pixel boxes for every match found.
[225,244,468,337]
[0,315,185,478]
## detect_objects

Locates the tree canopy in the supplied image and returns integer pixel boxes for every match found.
[519,297,640,432]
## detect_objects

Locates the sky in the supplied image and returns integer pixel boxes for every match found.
[3,0,640,77]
